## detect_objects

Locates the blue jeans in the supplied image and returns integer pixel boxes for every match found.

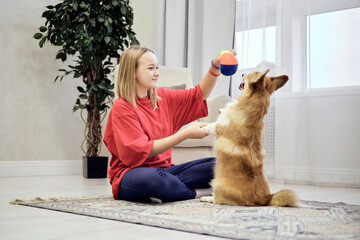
[119,157,215,202]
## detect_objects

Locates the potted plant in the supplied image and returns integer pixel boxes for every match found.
[33,0,139,178]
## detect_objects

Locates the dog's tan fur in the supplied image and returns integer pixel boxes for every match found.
[204,69,298,207]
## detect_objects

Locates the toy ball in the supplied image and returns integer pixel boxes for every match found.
[219,50,238,76]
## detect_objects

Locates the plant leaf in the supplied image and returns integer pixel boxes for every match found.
[39,26,47,32]
[56,52,67,62]
[56,52,64,60]
[78,16,85,22]
[107,24,112,33]
[74,72,82,78]
[33,33,43,39]
[80,2,87,9]
[73,105,80,112]
[79,94,88,99]
[121,6,127,15]
[97,16,104,22]
[90,86,98,92]
[77,86,86,93]
[98,84,107,90]
[39,37,46,48]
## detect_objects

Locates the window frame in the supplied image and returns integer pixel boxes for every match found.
[235,0,360,92]
[305,7,360,90]
[294,0,360,92]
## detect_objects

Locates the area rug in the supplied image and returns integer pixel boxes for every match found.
[13,196,360,239]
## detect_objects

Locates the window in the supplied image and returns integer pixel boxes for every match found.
[235,26,276,69]
[306,7,360,89]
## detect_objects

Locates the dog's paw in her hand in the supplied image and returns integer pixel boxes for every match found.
[202,123,217,136]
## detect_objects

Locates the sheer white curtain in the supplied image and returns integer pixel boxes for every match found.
[231,0,290,99]
[232,0,360,186]
[156,0,236,97]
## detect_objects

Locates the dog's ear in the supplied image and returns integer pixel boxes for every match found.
[251,69,270,88]
[270,75,289,91]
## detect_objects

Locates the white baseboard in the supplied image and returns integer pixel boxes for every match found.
[274,167,360,187]
[0,160,82,177]
[1,161,359,188]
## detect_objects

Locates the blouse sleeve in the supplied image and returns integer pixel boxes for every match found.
[104,101,154,168]
[160,84,208,132]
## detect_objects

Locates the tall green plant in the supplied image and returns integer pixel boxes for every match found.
[34,0,139,157]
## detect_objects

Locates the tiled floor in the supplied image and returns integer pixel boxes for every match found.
[1,175,359,240]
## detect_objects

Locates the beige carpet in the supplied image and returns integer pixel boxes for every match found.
[13,195,360,240]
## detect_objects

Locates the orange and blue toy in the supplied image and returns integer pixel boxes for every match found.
[219,50,238,76]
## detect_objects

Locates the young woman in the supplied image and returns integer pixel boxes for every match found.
[103,46,229,203]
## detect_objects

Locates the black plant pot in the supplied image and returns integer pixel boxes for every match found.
[82,156,109,178]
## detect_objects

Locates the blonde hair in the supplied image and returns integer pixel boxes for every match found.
[117,46,159,109]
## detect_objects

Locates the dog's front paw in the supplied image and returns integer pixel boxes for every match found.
[200,196,214,203]
[202,123,217,136]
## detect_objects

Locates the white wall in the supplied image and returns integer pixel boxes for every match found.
[0,0,89,161]
[131,0,159,52]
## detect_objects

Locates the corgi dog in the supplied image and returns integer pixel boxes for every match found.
[201,69,299,207]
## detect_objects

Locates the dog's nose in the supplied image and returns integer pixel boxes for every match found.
[242,74,245,77]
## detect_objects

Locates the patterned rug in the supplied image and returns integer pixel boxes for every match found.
[13,196,360,239]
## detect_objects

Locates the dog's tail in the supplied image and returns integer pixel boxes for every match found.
[268,189,299,207]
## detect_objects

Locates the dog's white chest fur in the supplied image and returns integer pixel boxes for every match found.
[202,102,235,135]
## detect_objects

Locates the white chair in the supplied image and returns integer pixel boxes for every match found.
[157,65,193,89]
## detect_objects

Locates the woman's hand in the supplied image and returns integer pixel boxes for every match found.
[178,123,209,141]
[148,123,209,158]
[199,49,237,100]
[213,49,237,67]
[213,54,221,69]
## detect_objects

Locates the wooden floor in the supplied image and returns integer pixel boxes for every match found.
[1,175,359,240]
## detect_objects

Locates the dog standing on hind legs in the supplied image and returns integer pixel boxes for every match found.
[201,69,299,207]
